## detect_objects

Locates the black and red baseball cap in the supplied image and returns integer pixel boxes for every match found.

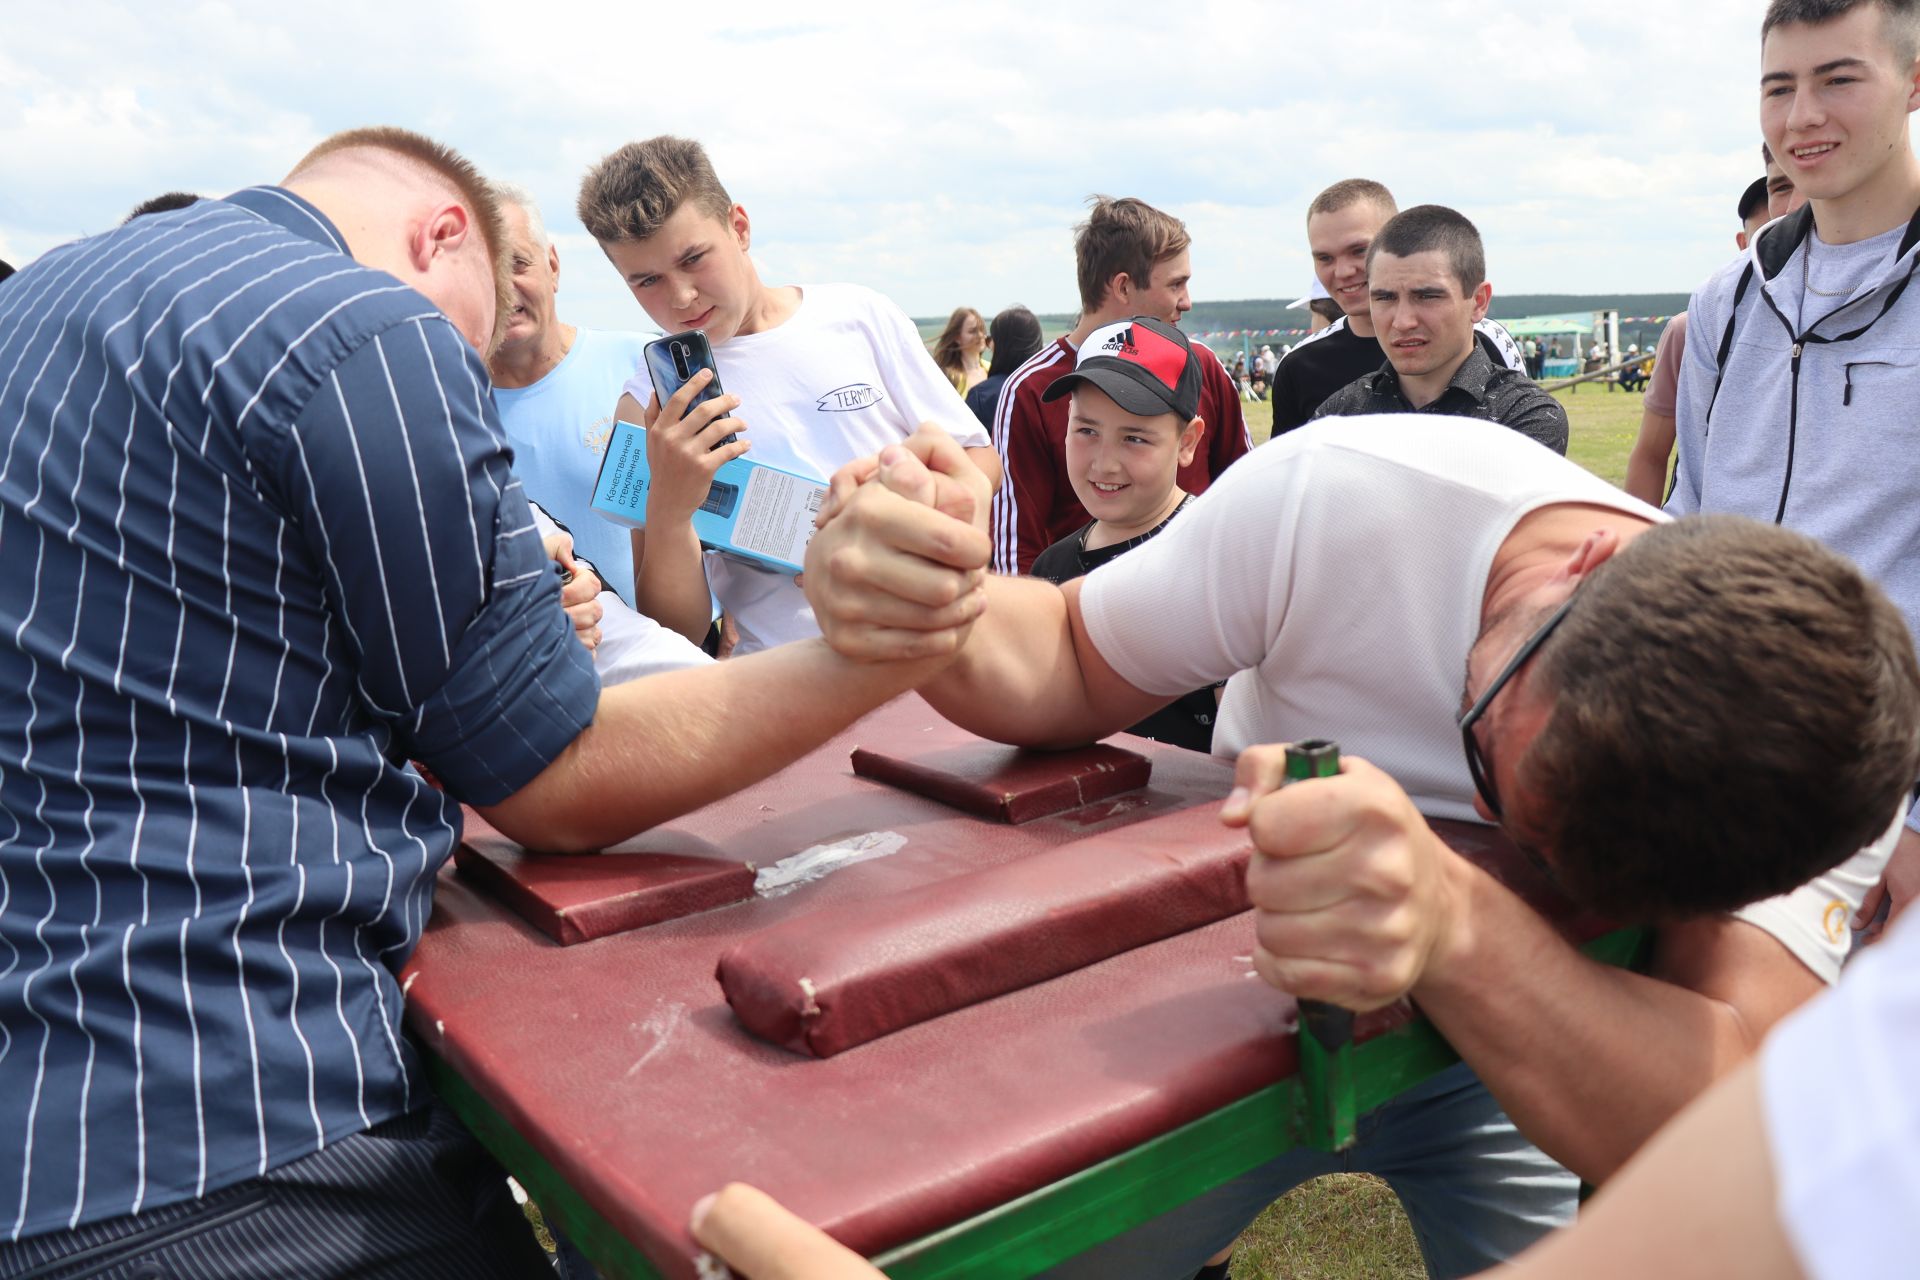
[1041,317,1202,421]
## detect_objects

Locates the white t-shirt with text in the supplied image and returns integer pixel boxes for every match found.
[622,283,990,654]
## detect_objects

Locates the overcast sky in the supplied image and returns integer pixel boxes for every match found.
[0,1,1851,329]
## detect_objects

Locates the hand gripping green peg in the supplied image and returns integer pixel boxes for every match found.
[1283,739,1357,1152]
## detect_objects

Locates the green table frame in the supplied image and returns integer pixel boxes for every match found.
[428,929,1646,1277]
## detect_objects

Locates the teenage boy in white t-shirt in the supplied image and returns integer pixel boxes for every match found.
[800,419,1920,1278]
[1027,317,1218,753]
[574,135,1000,656]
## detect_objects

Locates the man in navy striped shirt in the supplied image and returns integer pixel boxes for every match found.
[0,127,985,1277]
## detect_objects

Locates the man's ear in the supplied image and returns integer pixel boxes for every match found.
[411,201,473,271]
[1177,414,1204,467]
[548,242,561,291]
[1471,281,1493,324]
[1107,272,1134,310]
[1561,527,1625,582]
[1735,230,1751,252]
[730,203,752,252]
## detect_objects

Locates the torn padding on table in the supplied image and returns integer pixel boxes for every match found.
[715,803,1252,1057]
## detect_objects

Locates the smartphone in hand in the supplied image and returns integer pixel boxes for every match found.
[644,329,738,448]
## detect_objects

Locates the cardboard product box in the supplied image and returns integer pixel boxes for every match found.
[590,421,828,575]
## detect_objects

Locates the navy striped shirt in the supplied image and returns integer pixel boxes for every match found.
[0,188,599,1241]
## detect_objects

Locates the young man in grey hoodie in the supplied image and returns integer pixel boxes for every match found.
[1671,0,1920,940]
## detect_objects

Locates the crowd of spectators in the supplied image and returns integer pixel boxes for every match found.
[2,2,1919,1278]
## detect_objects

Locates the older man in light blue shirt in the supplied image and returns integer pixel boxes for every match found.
[487,182,655,593]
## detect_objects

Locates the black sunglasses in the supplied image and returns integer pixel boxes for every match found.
[1458,593,1579,822]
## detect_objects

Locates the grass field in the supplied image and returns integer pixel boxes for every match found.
[1222,384,1644,1279]
[1241,383,1645,486]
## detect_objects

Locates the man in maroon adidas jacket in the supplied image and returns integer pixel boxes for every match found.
[989,196,1249,574]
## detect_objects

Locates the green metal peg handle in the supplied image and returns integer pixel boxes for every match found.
[1284,740,1358,1152]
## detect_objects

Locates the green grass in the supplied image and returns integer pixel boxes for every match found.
[1552,384,1644,489]
[1234,1174,1428,1280]
[1223,386,1639,1279]
[1239,385,1644,488]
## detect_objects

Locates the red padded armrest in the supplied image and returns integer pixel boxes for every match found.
[455,837,754,946]
[849,741,1151,823]
[716,802,1249,1056]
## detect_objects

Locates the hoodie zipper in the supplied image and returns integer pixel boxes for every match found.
[1721,220,1920,524]
[1776,342,1803,523]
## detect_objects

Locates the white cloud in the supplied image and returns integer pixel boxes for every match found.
[0,0,1870,327]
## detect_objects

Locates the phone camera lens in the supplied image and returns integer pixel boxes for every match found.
[672,343,692,378]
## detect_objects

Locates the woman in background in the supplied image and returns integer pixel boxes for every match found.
[931,305,989,395]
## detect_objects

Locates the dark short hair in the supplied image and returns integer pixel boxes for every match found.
[1762,0,1920,62]
[1738,177,1771,224]
[1517,515,1920,920]
[1074,196,1190,312]
[1308,297,1344,323]
[577,136,734,245]
[125,192,201,223]
[1366,204,1485,293]
[1307,179,1397,222]
[988,305,1044,374]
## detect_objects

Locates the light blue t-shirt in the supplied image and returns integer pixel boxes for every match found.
[494,326,653,590]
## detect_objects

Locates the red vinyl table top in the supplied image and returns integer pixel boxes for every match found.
[402,696,1603,1279]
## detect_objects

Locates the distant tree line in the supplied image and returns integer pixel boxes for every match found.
[918,294,1694,352]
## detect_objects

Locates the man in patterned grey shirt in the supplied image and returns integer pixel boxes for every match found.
[1313,206,1569,455]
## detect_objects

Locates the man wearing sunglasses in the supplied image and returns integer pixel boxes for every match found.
[802,413,1920,1278]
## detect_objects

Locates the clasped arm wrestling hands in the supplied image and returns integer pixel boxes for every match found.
[804,424,993,662]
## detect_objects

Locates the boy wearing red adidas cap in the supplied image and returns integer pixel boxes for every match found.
[1028,317,1219,751]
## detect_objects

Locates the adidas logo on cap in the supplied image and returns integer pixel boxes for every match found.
[1043,315,1202,421]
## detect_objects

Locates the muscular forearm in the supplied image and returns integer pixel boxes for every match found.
[1414,860,1771,1184]
[478,640,940,851]
[633,522,716,645]
[916,576,1154,748]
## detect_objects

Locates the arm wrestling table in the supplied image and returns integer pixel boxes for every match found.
[401,696,1641,1279]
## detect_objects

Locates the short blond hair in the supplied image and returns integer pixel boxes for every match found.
[1307,178,1397,222]
[288,126,512,345]
[576,136,734,244]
